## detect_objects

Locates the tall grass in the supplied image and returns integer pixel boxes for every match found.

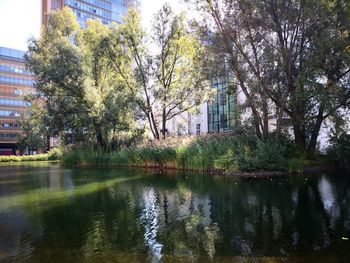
[62,134,307,172]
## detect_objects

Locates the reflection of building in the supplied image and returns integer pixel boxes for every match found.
[0,47,35,155]
[42,0,141,27]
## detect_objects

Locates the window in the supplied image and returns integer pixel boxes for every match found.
[0,98,30,107]
[220,114,228,129]
[0,133,18,139]
[0,64,31,75]
[13,89,23,95]
[220,92,227,105]
[0,110,21,117]
[0,75,34,86]
[196,124,201,135]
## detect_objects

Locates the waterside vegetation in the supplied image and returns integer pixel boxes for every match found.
[18,1,350,175]
[0,148,61,163]
[62,134,334,174]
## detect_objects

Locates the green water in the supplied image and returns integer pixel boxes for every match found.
[0,163,350,262]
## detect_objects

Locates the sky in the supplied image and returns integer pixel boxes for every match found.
[0,0,186,51]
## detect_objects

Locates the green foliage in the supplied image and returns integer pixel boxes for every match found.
[17,100,49,150]
[0,148,62,163]
[189,0,350,153]
[62,134,307,172]
[254,139,288,171]
[327,133,350,170]
[26,7,141,149]
[107,5,213,139]
[287,159,305,174]
[48,147,63,160]
[213,149,239,172]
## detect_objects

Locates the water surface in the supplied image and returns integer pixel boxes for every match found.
[0,162,350,262]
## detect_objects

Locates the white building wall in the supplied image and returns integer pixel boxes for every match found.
[166,102,209,136]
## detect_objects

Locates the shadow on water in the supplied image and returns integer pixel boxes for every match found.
[0,163,350,262]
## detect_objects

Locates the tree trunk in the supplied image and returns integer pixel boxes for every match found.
[94,123,104,149]
[162,107,166,140]
[262,98,269,139]
[150,111,160,140]
[307,103,325,156]
[292,120,306,152]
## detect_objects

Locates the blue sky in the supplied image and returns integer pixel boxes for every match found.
[0,0,185,51]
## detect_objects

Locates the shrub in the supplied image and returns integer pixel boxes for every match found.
[327,133,350,170]
[287,158,304,173]
[0,148,62,163]
[213,149,239,172]
[254,139,288,171]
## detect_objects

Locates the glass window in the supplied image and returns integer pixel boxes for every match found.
[0,98,30,107]
[0,110,21,117]
[219,92,226,105]
[208,72,235,132]
[0,75,34,86]
[0,133,18,139]
[0,47,25,59]
[196,124,201,135]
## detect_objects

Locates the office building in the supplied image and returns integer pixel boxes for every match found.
[42,0,141,27]
[208,76,236,133]
[0,47,35,155]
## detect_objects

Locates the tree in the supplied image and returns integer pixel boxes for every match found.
[187,0,350,154]
[187,0,273,139]
[257,0,350,153]
[76,19,137,148]
[17,99,49,152]
[106,5,213,140]
[26,7,139,148]
[26,7,86,143]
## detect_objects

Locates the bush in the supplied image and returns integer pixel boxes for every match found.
[254,139,288,171]
[213,149,239,172]
[0,148,62,163]
[327,133,350,170]
[48,147,63,160]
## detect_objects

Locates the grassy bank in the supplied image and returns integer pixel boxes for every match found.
[62,134,328,173]
[0,148,61,163]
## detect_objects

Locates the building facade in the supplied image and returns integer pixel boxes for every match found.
[165,103,209,137]
[165,82,236,137]
[208,77,236,133]
[0,47,35,155]
[42,0,141,27]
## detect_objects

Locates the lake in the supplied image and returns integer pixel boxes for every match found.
[0,162,349,262]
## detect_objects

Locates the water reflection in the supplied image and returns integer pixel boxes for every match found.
[141,187,163,262]
[0,164,350,262]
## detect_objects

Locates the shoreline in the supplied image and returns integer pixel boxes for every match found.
[0,159,335,177]
[68,163,336,178]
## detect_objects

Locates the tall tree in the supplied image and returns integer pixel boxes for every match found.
[26,7,138,148]
[188,0,273,139]
[106,5,213,139]
[187,0,350,153]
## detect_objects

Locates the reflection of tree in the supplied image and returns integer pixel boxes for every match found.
[180,173,350,258]
[2,168,350,262]
[154,188,220,261]
[82,213,111,259]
